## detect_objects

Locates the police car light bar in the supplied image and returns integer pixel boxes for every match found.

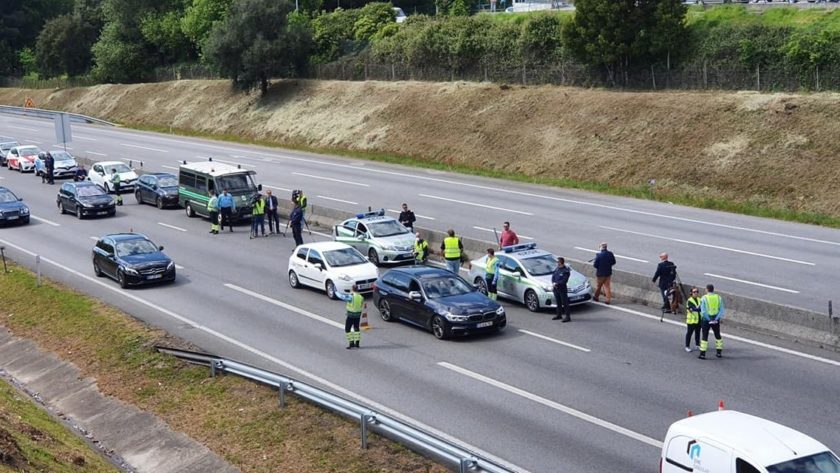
[502,242,538,253]
[356,208,386,219]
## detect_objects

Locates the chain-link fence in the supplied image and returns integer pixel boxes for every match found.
[0,76,98,89]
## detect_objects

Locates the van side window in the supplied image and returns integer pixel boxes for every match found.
[207,179,215,193]
[736,458,761,473]
[195,176,207,191]
[180,171,195,188]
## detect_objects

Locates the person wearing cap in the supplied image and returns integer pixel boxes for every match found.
[336,284,364,349]
[552,257,571,322]
[217,188,236,232]
[592,242,616,304]
[265,189,280,235]
[499,221,519,248]
[250,192,266,239]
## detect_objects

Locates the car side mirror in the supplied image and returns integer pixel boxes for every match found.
[17,197,22,201]
[316,263,325,271]
[158,245,164,251]
[408,291,423,301]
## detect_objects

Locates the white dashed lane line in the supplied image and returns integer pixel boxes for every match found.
[419,194,534,216]
[86,151,107,156]
[572,246,649,263]
[292,172,369,187]
[703,273,799,294]
[263,184,293,192]
[31,216,60,227]
[73,135,97,141]
[7,125,37,132]
[518,329,591,353]
[316,195,358,205]
[157,222,187,232]
[121,143,168,153]
[161,165,178,170]
[386,209,436,220]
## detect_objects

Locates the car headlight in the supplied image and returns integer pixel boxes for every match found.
[542,284,553,292]
[381,244,395,251]
[441,311,468,322]
[123,266,139,275]
[584,280,591,289]
[166,261,175,271]
[338,273,352,281]
[495,306,505,315]
[20,207,29,215]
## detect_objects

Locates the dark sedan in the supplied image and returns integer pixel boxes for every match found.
[92,233,176,288]
[373,267,506,340]
[57,181,116,219]
[0,186,30,225]
[135,173,179,209]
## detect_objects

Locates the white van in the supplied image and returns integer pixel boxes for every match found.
[662,410,840,473]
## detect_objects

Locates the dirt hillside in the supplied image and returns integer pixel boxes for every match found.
[2,80,838,219]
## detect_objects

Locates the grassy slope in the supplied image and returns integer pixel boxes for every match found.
[0,265,445,473]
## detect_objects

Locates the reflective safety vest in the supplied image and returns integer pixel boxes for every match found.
[703,293,722,316]
[299,194,307,209]
[414,239,428,259]
[486,256,498,275]
[111,173,121,184]
[207,196,218,212]
[252,199,265,215]
[443,237,461,260]
[685,296,701,325]
[346,292,364,318]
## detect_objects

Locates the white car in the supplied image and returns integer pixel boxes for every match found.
[35,150,79,179]
[393,7,407,23]
[88,161,139,192]
[6,145,41,172]
[288,241,379,299]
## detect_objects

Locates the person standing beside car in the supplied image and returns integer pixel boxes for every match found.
[552,257,571,322]
[499,221,519,248]
[250,192,266,239]
[74,164,87,182]
[592,242,616,304]
[414,232,429,264]
[44,152,54,185]
[336,284,364,349]
[399,203,416,233]
[484,248,500,300]
[206,189,220,235]
[290,200,304,247]
[110,168,123,206]
[217,188,236,232]
[440,229,463,274]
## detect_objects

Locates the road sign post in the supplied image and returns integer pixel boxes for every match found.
[53,113,72,151]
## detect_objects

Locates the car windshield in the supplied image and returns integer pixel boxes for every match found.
[157,176,178,187]
[1,142,17,150]
[115,239,159,257]
[368,220,409,237]
[324,248,367,267]
[0,190,18,203]
[77,185,106,197]
[421,276,474,299]
[108,163,131,173]
[520,255,557,276]
[216,173,257,192]
[51,151,73,162]
[18,147,40,157]
[766,452,840,473]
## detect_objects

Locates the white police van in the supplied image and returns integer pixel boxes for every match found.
[662,410,840,473]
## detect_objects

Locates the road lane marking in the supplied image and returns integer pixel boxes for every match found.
[386,209,436,220]
[158,222,187,232]
[264,184,292,192]
[472,226,534,240]
[89,236,99,241]
[85,151,107,156]
[7,125,37,132]
[31,216,60,227]
[292,172,369,187]
[518,329,591,352]
[161,165,178,170]
[121,143,168,153]
[572,246,649,263]
[175,264,185,270]
[0,237,525,473]
[225,284,344,328]
[316,195,358,205]
[0,176,4,180]
[211,158,256,168]
[73,135,97,141]
[25,139,41,144]
[600,226,816,266]
[438,362,662,448]
[419,194,534,216]
[703,273,799,294]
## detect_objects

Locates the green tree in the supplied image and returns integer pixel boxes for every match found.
[353,3,395,41]
[181,0,234,51]
[448,0,469,17]
[0,0,74,75]
[18,47,37,76]
[311,8,361,63]
[36,14,97,77]
[141,6,194,63]
[204,0,311,95]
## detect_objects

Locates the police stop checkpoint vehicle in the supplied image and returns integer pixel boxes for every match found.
[467,243,592,312]
[332,209,415,266]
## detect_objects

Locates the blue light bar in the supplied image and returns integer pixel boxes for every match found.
[502,242,538,253]
[356,208,385,219]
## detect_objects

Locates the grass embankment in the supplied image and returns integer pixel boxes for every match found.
[0,379,118,472]
[0,264,445,473]
[686,4,840,30]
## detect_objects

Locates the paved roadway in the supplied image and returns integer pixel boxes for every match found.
[1,117,840,472]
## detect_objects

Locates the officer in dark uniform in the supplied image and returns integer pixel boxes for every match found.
[652,252,677,312]
[552,257,571,322]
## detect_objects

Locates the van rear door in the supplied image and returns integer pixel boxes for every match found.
[663,435,733,473]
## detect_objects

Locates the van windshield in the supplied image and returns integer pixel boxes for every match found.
[216,173,256,192]
[766,452,840,473]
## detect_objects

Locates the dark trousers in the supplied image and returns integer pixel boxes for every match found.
[659,286,671,310]
[208,210,219,231]
[345,317,360,333]
[685,323,701,348]
[266,209,280,233]
[292,224,303,246]
[485,275,497,295]
[220,207,233,231]
[47,168,54,184]
[251,215,265,236]
[553,287,570,319]
[701,320,722,348]
[113,182,122,204]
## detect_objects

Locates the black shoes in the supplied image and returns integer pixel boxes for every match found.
[561,318,571,323]
[552,316,561,320]
[698,352,706,359]
[716,350,722,358]
[552,316,571,322]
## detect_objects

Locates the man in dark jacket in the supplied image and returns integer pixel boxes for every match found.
[264,189,280,234]
[290,200,304,247]
[552,257,571,322]
[652,252,677,312]
[399,202,416,233]
[592,242,616,304]
[44,152,55,185]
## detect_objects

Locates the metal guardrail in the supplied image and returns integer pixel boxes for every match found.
[0,105,116,127]
[156,346,515,473]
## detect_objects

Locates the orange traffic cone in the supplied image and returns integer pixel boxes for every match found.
[687,410,693,417]
[360,302,370,331]
[718,400,725,411]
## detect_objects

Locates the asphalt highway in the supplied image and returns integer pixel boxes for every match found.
[2,116,840,472]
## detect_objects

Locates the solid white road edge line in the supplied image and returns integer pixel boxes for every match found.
[316,195,358,205]
[572,247,649,263]
[703,273,799,294]
[472,226,534,240]
[292,172,369,187]
[598,302,840,368]
[157,222,187,232]
[31,216,60,227]
[121,143,169,153]
[73,135,97,141]
[386,209,435,220]
[0,236,528,473]
[224,284,344,329]
[600,225,815,266]
[437,362,662,449]
[263,184,293,192]
[518,330,591,353]
[419,194,534,216]
[85,151,107,156]
[7,125,37,132]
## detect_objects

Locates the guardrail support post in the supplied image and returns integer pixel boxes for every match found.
[278,381,286,408]
[0,246,7,273]
[35,255,41,286]
[360,414,373,449]
[210,360,219,378]
[459,458,476,473]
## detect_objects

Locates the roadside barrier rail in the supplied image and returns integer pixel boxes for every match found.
[0,105,116,127]
[156,346,515,473]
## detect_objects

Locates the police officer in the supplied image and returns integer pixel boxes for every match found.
[207,189,220,235]
[218,188,235,232]
[414,232,429,264]
[440,229,463,274]
[250,192,266,239]
[110,168,123,206]
[290,200,304,247]
[698,284,725,359]
[652,252,677,312]
[684,287,701,352]
[336,285,364,349]
[292,189,307,217]
[484,248,500,300]
[44,152,54,185]
[552,257,571,322]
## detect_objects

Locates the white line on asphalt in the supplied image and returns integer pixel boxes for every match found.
[572,246,649,263]
[0,176,4,180]
[598,302,840,367]
[518,329,591,352]
[31,216,60,227]
[600,225,815,266]
[225,284,343,328]
[175,264,185,270]
[212,158,256,168]
[472,226,534,240]
[703,273,799,294]
[292,172,369,187]
[386,209,436,220]
[158,222,187,232]
[419,194,534,216]
[263,184,292,192]
[438,362,662,448]
[25,140,41,144]
[85,151,107,156]
[161,165,178,170]
[62,146,73,150]
[73,135,97,141]
[121,143,169,153]
[317,195,357,205]
[7,125,37,132]
[0,237,526,473]
[309,230,333,239]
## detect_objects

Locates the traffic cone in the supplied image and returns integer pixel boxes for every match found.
[687,410,693,417]
[718,400,725,411]
[360,302,370,331]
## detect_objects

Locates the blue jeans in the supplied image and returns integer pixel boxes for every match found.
[445,258,460,274]
[251,215,265,235]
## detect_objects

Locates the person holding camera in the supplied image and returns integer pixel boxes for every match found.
[250,192,266,239]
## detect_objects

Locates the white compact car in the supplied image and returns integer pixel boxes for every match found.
[6,145,41,172]
[288,241,379,299]
[88,161,139,192]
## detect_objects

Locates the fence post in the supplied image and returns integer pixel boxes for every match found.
[391,63,396,81]
[459,458,476,473]
[651,65,657,90]
[756,64,760,91]
[0,246,7,273]
[815,65,820,92]
[278,381,286,408]
[35,255,41,286]
[703,60,708,89]
[522,64,526,85]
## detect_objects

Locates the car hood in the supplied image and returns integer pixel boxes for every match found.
[19,155,36,162]
[328,262,378,279]
[533,270,588,290]
[78,195,114,205]
[54,160,78,169]
[0,202,26,212]
[160,186,179,195]
[373,234,414,250]
[433,291,500,315]
[120,253,170,266]
[118,171,138,180]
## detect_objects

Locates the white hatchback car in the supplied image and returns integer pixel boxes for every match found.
[88,161,139,192]
[288,241,379,299]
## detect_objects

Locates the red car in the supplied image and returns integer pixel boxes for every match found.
[6,145,41,172]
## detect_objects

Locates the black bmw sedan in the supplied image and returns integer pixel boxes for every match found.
[92,233,176,288]
[0,186,30,226]
[135,173,179,209]
[57,182,115,219]
[373,267,506,340]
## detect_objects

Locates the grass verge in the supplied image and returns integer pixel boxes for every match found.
[130,123,840,228]
[0,264,446,473]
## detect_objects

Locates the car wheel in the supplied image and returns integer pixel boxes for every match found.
[431,315,448,340]
[135,190,143,204]
[368,248,380,266]
[525,289,540,312]
[58,202,65,214]
[185,202,195,218]
[289,271,300,289]
[156,197,163,209]
[93,260,103,277]
[325,280,337,300]
[475,277,488,295]
[76,206,83,219]
[117,269,128,289]
[378,299,394,322]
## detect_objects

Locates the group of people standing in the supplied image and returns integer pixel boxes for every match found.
[204,188,303,241]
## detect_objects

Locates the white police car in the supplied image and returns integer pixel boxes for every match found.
[333,209,415,265]
[467,243,592,312]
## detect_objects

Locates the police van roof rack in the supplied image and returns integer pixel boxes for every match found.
[502,242,538,253]
[356,208,386,219]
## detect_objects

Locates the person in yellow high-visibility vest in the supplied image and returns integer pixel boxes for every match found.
[337,285,364,349]
[440,229,463,274]
[698,284,725,359]
[684,287,701,352]
[484,248,500,300]
[207,190,220,234]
